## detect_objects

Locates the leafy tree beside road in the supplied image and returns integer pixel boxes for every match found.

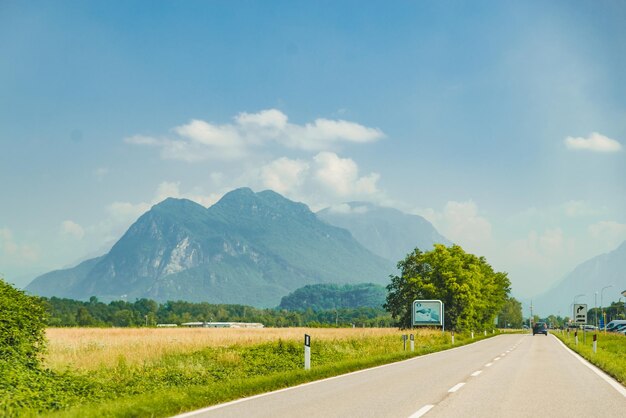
[497,296,523,328]
[384,244,511,330]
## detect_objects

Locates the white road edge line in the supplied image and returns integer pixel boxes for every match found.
[554,336,626,398]
[485,362,493,367]
[409,404,434,418]
[494,357,501,361]
[173,335,500,417]
[448,382,465,392]
[471,370,482,377]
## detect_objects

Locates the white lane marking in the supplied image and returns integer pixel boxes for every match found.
[174,334,505,417]
[409,404,434,418]
[471,370,482,377]
[501,353,506,356]
[448,382,465,392]
[494,357,501,361]
[485,362,493,367]
[554,336,626,398]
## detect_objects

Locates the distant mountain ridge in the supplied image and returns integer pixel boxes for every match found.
[532,241,626,317]
[27,189,395,307]
[317,202,450,263]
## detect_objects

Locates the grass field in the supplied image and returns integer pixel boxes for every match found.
[44,327,410,371]
[30,327,493,417]
[554,330,626,385]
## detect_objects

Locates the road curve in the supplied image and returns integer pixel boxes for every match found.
[174,334,626,418]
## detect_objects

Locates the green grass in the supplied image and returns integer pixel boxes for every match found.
[554,330,626,385]
[25,331,496,418]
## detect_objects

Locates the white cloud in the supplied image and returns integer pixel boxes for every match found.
[0,228,39,264]
[564,132,622,153]
[441,201,493,249]
[588,221,626,250]
[60,220,85,240]
[235,109,288,129]
[126,109,385,162]
[260,157,310,195]
[411,200,493,256]
[313,152,381,197]
[285,118,384,150]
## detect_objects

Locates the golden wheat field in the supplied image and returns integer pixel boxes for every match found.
[45,327,435,371]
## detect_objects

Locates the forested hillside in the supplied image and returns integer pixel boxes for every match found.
[278,283,387,311]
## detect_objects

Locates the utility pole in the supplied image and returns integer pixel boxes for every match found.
[595,292,598,328]
[530,300,533,329]
[601,285,613,331]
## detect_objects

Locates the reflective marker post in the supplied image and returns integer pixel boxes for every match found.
[593,334,597,354]
[451,331,455,345]
[410,334,414,352]
[402,334,408,351]
[304,334,311,370]
[574,330,578,346]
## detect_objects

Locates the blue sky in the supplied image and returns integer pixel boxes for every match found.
[1,1,625,305]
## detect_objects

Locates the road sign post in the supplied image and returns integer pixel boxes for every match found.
[411,300,444,332]
[573,304,587,326]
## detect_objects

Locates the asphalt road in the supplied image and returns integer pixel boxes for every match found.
[175,333,626,418]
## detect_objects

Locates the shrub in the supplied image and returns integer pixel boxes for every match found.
[0,277,48,366]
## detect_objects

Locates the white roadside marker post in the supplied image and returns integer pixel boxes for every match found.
[304,334,311,370]
[484,330,487,336]
[471,331,474,339]
[402,334,407,351]
[574,330,578,346]
[410,334,414,352]
[593,333,597,354]
[451,331,455,345]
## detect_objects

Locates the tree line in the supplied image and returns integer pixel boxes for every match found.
[43,296,395,328]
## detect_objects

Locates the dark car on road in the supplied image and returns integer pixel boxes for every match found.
[533,322,548,336]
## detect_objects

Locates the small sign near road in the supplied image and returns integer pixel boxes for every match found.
[573,304,587,324]
[412,300,444,327]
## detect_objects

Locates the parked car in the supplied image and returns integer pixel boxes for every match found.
[611,323,626,333]
[533,322,548,336]
[583,325,597,332]
[605,320,626,332]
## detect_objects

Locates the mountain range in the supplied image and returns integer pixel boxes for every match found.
[531,241,626,317]
[27,188,448,307]
[317,202,450,263]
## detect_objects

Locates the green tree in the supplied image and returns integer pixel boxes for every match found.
[497,297,523,328]
[385,244,510,330]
